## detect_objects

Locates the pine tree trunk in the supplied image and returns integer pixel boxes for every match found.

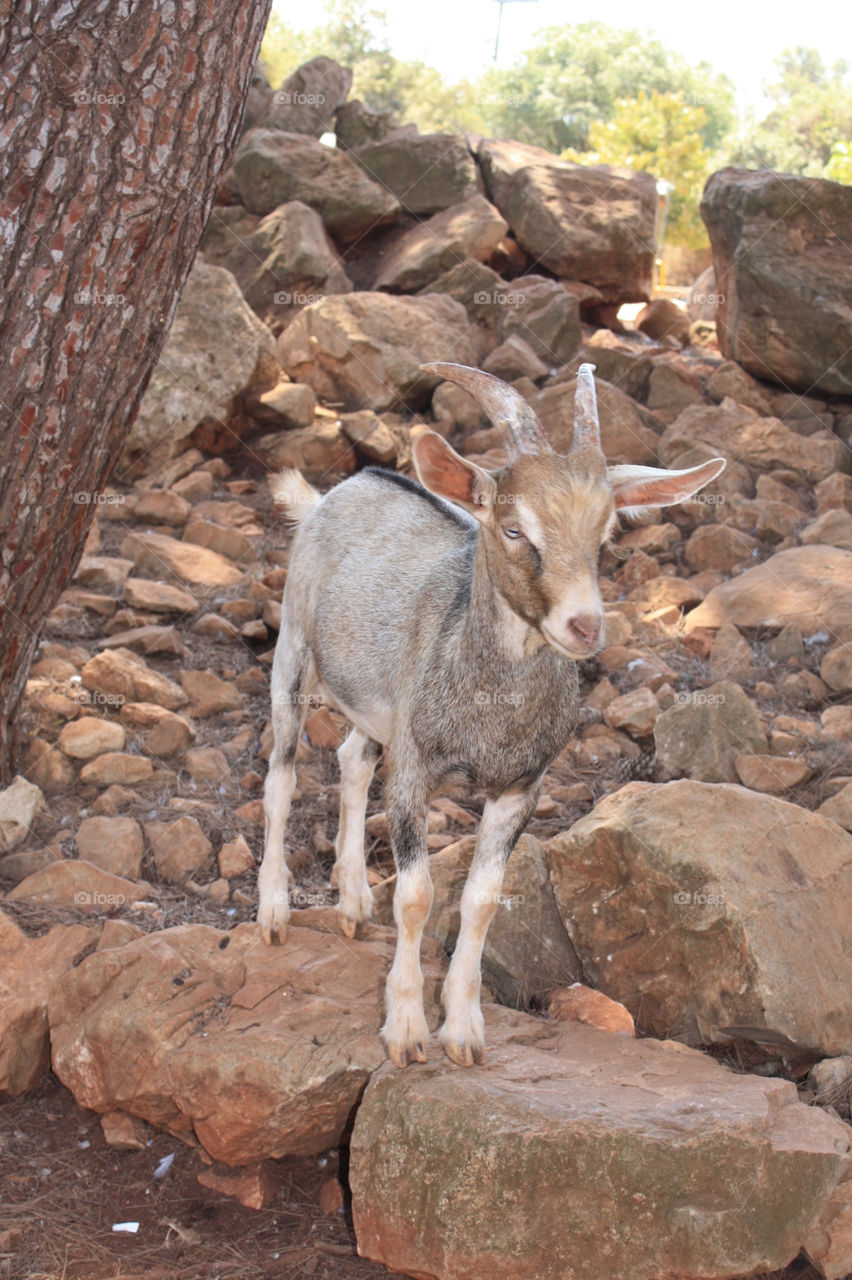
[0,0,272,782]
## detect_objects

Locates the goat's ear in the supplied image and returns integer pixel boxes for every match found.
[412,431,497,520]
[608,457,727,518]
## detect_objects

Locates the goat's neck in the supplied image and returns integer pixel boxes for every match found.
[460,536,546,666]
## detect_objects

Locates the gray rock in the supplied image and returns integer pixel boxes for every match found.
[353,132,479,214]
[373,195,507,292]
[654,681,766,783]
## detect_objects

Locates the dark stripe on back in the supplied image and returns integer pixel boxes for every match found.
[362,466,473,528]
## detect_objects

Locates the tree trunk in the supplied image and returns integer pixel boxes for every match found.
[0,0,272,782]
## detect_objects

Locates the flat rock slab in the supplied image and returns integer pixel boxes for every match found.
[685,545,852,643]
[546,781,852,1056]
[350,1006,850,1280]
[48,920,446,1165]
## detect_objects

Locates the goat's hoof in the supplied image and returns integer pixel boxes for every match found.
[440,1021,485,1067]
[259,920,288,946]
[385,1038,428,1068]
[257,896,290,946]
[381,1007,430,1068]
[339,913,359,939]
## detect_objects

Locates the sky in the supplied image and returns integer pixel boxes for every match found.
[273,0,847,119]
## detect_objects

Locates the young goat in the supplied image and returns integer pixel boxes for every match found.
[258,363,725,1068]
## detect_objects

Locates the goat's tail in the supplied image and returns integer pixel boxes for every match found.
[269,469,321,525]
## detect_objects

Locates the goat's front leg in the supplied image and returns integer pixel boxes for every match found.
[440,784,540,1066]
[381,785,433,1067]
[331,728,381,937]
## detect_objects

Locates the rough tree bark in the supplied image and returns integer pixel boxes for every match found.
[0,0,273,782]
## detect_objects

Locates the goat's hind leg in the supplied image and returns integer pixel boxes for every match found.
[257,631,312,945]
[331,728,381,937]
[440,785,540,1066]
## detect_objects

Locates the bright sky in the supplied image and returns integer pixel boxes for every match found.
[274,0,846,120]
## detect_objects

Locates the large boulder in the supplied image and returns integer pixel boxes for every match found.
[277,292,485,411]
[659,401,847,483]
[123,261,277,472]
[263,57,352,137]
[200,201,351,321]
[335,99,408,151]
[352,132,479,214]
[653,682,766,782]
[48,920,445,1165]
[547,780,852,1056]
[701,168,852,395]
[233,128,399,241]
[373,195,507,292]
[495,275,582,368]
[351,1004,850,1280]
[478,139,657,301]
[533,377,660,464]
[684,546,852,642]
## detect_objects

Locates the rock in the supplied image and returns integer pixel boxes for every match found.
[74,554,134,591]
[706,360,773,414]
[374,195,507,292]
[265,57,352,136]
[602,687,660,737]
[685,523,758,572]
[256,418,357,477]
[549,984,635,1036]
[0,843,62,885]
[646,362,705,419]
[686,265,719,321]
[246,379,316,429]
[701,168,852,395]
[22,738,76,795]
[335,99,404,150]
[734,753,812,793]
[233,128,399,241]
[197,1161,278,1209]
[353,133,478,215]
[200,201,351,320]
[121,530,246,589]
[547,780,852,1055]
[708,622,753,681]
[179,670,243,718]
[636,298,690,344]
[816,473,852,516]
[277,292,483,412]
[0,777,45,853]
[496,276,581,367]
[823,707,852,742]
[654,682,766,783]
[372,835,580,1008]
[350,1004,850,1280]
[133,489,192,527]
[144,815,212,883]
[182,519,258,566]
[123,260,277,471]
[48,921,444,1163]
[98,624,187,658]
[0,912,100,1096]
[218,835,255,879]
[183,747,229,784]
[481,334,549,383]
[818,784,852,831]
[6,860,149,910]
[659,402,846,483]
[100,1111,150,1151]
[79,753,154,788]
[685,547,852,643]
[119,702,195,757]
[75,817,145,880]
[821,642,852,692]
[478,139,657,301]
[121,579,199,615]
[531,378,658,465]
[801,508,852,552]
[338,411,398,465]
[804,1167,852,1280]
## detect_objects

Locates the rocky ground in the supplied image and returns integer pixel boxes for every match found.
[2,54,852,1280]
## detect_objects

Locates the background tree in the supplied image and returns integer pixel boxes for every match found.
[0,0,272,782]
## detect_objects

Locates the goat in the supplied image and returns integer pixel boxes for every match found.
[258,363,725,1068]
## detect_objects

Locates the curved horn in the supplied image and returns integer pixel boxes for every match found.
[420,362,551,459]
[573,362,602,454]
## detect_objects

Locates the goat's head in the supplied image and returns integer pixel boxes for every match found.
[414,362,725,660]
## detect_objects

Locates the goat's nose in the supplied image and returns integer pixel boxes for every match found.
[567,613,601,650]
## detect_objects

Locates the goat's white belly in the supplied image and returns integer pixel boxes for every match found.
[316,680,393,747]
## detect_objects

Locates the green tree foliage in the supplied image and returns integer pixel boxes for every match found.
[479,22,735,153]
[826,141,852,184]
[564,91,714,247]
[733,48,852,175]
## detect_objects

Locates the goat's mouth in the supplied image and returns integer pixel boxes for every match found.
[540,624,603,661]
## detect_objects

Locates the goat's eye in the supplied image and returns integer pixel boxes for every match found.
[503,526,523,540]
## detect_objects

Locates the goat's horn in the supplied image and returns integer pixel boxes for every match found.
[572,362,602,454]
[420,362,552,459]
